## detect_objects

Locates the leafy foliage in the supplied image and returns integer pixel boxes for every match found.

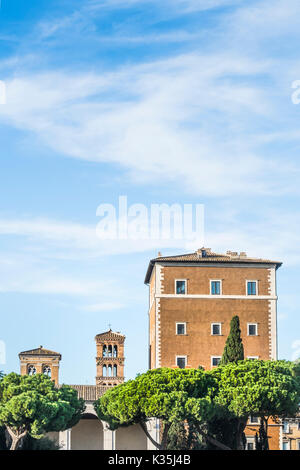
[96,361,300,450]
[166,421,204,450]
[21,435,60,450]
[212,360,300,419]
[221,315,244,365]
[95,367,216,449]
[0,372,85,449]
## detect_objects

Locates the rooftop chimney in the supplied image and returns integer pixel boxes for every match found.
[196,247,211,258]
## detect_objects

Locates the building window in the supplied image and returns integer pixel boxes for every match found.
[113,345,118,358]
[176,323,186,335]
[211,356,221,367]
[246,440,255,450]
[103,365,107,377]
[43,366,51,378]
[247,356,259,360]
[108,345,112,357]
[211,323,221,335]
[282,441,290,450]
[176,356,187,369]
[103,345,107,357]
[28,365,36,376]
[283,421,290,434]
[247,323,258,336]
[175,280,186,295]
[113,365,117,377]
[211,280,221,295]
[249,416,259,424]
[247,281,257,295]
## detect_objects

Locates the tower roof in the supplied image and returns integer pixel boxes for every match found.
[144,248,282,284]
[18,346,62,360]
[95,329,125,342]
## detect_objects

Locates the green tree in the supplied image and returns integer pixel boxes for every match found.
[220,315,244,365]
[255,420,268,451]
[21,435,60,450]
[166,420,204,450]
[211,359,300,449]
[0,372,85,450]
[207,316,245,449]
[94,367,217,450]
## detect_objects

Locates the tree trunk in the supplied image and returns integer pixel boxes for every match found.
[139,421,161,450]
[235,419,247,450]
[6,427,27,451]
[160,422,170,450]
[197,427,232,450]
[263,417,269,450]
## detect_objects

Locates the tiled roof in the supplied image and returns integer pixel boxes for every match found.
[95,330,125,341]
[69,385,108,401]
[18,346,61,359]
[144,248,282,284]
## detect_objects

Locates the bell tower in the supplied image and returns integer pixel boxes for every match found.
[95,330,125,387]
[18,346,61,386]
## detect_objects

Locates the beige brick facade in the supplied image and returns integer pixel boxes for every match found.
[146,248,282,449]
[19,346,61,385]
[146,249,281,370]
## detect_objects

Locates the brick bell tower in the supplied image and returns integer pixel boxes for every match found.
[18,346,61,386]
[95,330,125,387]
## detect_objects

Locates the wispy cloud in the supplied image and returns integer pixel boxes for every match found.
[0,51,293,197]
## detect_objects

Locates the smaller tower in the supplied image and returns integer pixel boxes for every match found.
[95,330,125,387]
[18,346,61,386]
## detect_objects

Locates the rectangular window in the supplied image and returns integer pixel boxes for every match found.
[246,441,254,450]
[247,281,257,295]
[176,356,187,369]
[175,280,186,295]
[248,323,258,336]
[211,323,221,335]
[283,421,290,434]
[176,323,186,335]
[282,441,290,450]
[211,356,221,367]
[249,416,259,424]
[247,356,259,360]
[211,280,221,295]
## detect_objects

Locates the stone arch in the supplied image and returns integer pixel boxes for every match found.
[43,365,51,377]
[70,411,104,450]
[27,365,36,375]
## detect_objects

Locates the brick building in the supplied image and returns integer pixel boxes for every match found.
[145,247,282,449]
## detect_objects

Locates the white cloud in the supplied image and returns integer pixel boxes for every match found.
[0,52,288,197]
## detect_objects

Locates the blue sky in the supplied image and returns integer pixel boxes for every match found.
[0,0,300,384]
